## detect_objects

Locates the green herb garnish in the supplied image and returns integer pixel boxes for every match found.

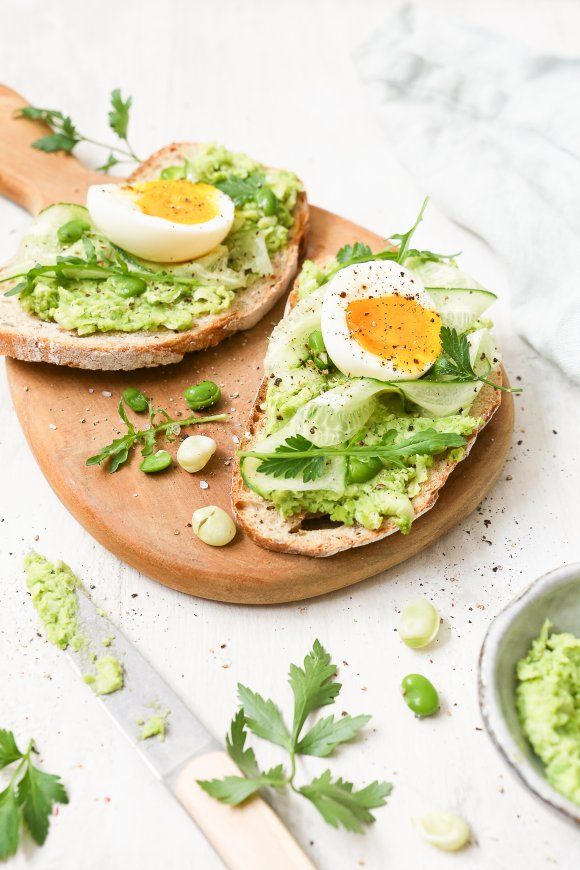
[437,327,522,394]
[86,397,228,473]
[198,640,391,832]
[240,429,466,483]
[215,172,265,205]
[0,730,68,860]
[318,198,457,286]
[18,89,141,169]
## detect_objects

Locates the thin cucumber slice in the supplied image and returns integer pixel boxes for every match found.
[264,287,325,373]
[426,286,497,331]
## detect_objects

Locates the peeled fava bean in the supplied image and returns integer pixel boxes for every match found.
[414,811,470,851]
[192,506,236,547]
[400,598,440,649]
[177,435,217,473]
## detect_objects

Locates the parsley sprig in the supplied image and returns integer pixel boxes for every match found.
[198,640,391,833]
[436,327,522,394]
[0,730,68,860]
[86,397,227,473]
[18,89,141,171]
[319,198,458,286]
[239,430,466,483]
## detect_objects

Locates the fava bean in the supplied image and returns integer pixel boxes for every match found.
[115,275,147,298]
[256,187,278,216]
[122,387,149,413]
[401,673,439,717]
[400,599,440,649]
[184,380,221,411]
[414,811,470,852]
[57,219,91,245]
[346,456,383,484]
[140,450,172,473]
[192,506,236,547]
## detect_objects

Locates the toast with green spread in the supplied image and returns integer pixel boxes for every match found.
[0,143,307,370]
[232,210,507,556]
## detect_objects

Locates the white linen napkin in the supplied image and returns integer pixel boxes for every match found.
[356,3,580,384]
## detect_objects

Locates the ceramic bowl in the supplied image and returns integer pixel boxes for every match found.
[478,563,580,824]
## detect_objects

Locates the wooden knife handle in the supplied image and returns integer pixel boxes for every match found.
[0,84,107,214]
[173,751,316,870]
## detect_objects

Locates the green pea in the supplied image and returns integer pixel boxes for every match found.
[256,187,278,216]
[401,674,440,718]
[184,380,221,411]
[160,165,186,180]
[115,275,147,298]
[140,450,172,474]
[346,455,384,484]
[122,387,149,413]
[308,330,326,354]
[57,219,91,245]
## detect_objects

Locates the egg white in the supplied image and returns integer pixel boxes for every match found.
[320,260,439,382]
[86,183,235,263]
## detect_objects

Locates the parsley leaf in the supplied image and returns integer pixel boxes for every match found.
[237,685,291,750]
[18,89,141,167]
[215,172,264,205]
[197,641,391,833]
[289,640,341,743]
[108,89,131,140]
[299,772,392,833]
[198,765,287,806]
[225,710,260,779]
[296,713,371,757]
[0,730,24,769]
[438,327,522,394]
[241,430,467,483]
[18,763,68,846]
[336,242,373,265]
[0,732,67,858]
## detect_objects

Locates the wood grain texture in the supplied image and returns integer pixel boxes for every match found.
[5,204,514,603]
[173,752,315,870]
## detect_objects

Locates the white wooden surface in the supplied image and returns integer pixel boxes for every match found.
[1,1,579,867]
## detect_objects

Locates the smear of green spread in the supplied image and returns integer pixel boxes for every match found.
[24,552,85,650]
[516,620,580,805]
[24,552,124,696]
[137,709,170,741]
[84,656,124,696]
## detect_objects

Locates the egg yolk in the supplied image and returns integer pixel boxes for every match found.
[346,294,442,374]
[131,180,220,225]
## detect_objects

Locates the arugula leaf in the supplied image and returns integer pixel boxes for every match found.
[299,771,392,833]
[85,397,227,473]
[215,173,264,205]
[237,685,291,750]
[241,430,467,483]
[225,710,260,779]
[197,641,390,833]
[0,732,68,858]
[198,765,287,806]
[0,730,23,769]
[296,714,371,757]
[0,787,20,860]
[18,764,68,845]
[289,640,341,744]
[389,197,428,264]
[108,89,131,140]
[336,242,372,265]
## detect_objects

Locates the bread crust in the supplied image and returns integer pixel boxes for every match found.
[231,282,502,556]
[0,143,308,370]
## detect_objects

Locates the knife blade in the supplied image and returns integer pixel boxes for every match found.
[67,589,315,870]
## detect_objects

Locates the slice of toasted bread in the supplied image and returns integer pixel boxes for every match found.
[0,143,308,370]
[231,279,502,557]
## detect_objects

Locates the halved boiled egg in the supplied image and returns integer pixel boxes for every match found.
[321,260,441,381]
[86,179,235,263]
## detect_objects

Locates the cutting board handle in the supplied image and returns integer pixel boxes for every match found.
[0,84,104,214]
[174,750,316,869]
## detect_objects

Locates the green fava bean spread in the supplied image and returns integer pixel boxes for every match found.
[184,380,221,410]
[401,673,440,717]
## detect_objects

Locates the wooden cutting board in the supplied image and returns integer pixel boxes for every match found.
[0,85,514,604]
